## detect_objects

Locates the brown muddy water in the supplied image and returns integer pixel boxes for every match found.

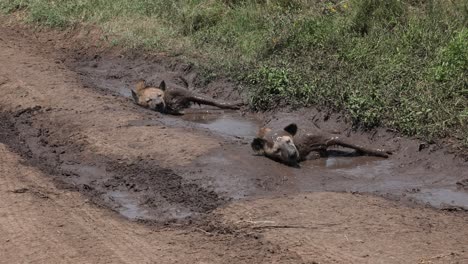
[181,137,468,211]
[128,108,260,139]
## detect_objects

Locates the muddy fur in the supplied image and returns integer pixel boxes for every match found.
[131,80,242,115]
[252,123,391,166]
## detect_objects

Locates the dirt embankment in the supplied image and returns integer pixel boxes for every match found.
[1,18,468,263]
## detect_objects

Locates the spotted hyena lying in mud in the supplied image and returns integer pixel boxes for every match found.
[131,80,242,115]
[251,123,391,167]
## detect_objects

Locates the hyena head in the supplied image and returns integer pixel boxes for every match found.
[251,123,300,167]
[132,80,167,112]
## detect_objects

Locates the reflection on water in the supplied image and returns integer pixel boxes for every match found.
[182,109,259,138]
[410,188,468,209]
[108,191,149,219]
[128,108,260,138]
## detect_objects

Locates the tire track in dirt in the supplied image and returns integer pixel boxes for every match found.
[0,107,226,221]
[4,148,175,264]
[0,143,303,263]
[0,145,125,263]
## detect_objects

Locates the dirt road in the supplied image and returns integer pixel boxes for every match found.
[0,143,302,264]
[1,18,467,263]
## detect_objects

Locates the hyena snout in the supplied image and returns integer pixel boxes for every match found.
[147,98,165,111]
[281,144,300,166]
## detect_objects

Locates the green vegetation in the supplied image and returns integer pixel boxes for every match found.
[1,0,467,142]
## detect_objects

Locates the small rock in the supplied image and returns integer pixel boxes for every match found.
[418,143,429,151]
[12,188,29,194]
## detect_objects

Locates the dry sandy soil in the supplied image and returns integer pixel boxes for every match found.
[1,17,468,263]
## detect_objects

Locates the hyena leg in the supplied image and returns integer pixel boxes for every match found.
[326,137,391,158]
[189,95,241,110]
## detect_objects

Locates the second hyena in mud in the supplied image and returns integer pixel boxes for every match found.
[131,80,242,115]
[251,123,391,167]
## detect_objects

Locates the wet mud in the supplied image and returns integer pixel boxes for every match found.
[0,110,224,222]
[0,21,467,226]
[72,53,468,214]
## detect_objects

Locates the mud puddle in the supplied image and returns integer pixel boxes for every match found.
[181,109,259,138]
[180,147,468,211]
[126,109,259,139]
[301,157,468,210]
[60,164,109,185]
[70,53,468,216]
[108,191,150,219]
[409,188,468,209]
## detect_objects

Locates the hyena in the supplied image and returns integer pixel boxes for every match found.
[131,80,242,115]
[251,123,391,167]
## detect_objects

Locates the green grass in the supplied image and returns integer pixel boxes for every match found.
[1,0,467,143]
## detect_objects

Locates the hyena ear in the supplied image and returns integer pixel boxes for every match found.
[159,80,166,91]
[135,80,146,93]
[284,123,298,136]
[131,90,139,102]
[251,138,266,153]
